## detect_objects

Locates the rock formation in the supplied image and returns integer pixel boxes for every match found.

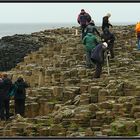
[0,25,140,137]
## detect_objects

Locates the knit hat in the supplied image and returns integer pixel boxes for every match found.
[90,20,95,24]
[106,13,111,17]
[81,9,85,12]
[103,42,108,48]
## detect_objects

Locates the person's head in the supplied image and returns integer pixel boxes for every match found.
[2,73,8,79]
[102,42,108,49]
[81,9,85,14]
[17,76,24,82]
[106,13,111,18]
[89,20,95,26]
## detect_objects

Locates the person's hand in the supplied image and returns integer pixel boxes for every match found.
[102,39,105,42]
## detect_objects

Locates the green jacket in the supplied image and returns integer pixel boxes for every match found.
[83,33,99,52]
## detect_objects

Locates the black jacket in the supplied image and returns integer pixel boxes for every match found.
[102,16,112,31]
[0,78,12,99]
[91,43,107,64]
[85,23,100,37]
[14,80,29,99]
[101,28,115,46]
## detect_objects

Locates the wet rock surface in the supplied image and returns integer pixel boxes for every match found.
[1,25,140,137]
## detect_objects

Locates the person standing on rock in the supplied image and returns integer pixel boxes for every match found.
[84,20,101,37]
[13,76,29,117]
[102,13,113,31]
[83,32,99,68]
[0,73,12,121]
[135,22,140,50]
[101,27,115,58]
[91,42,108,78]
[77,9,91,39]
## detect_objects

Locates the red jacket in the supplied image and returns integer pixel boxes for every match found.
[77,12,91,25]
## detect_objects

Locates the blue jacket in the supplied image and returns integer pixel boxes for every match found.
[91,43,106,64]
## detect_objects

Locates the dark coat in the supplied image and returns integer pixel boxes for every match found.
[0,78,12,99]
[137,32,140,39]
[77,12,91,26]
[85,23,100,37]
[14,80,29,99]
[102,16,112,31]
[101,28,115,46]
[91,43,107,64]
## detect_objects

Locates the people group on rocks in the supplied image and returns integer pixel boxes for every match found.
[78,9,115,78]
[0,74,29,121]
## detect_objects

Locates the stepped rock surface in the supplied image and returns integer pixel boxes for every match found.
[1,25,140,137]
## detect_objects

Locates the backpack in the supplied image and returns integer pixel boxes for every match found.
[135,22,140,33]
[79,14,88,26]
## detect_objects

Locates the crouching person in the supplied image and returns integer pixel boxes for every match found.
[91,42,108,78]
[14,76,29,117]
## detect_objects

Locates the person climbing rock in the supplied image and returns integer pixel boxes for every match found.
[101,27,115,58]
[102,13,113,31]
[84,20,101,37]
[83,32,99,68]
[91,42,108,78]
[135,21,140,50]
[14,76,29,117]
[0,73,12,121]
[77,9,91,39]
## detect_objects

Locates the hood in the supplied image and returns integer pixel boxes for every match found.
[87,33,93,36]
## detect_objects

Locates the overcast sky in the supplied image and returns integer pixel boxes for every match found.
[0,3,139,24]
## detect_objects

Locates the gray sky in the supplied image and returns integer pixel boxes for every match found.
[0,3,139,24]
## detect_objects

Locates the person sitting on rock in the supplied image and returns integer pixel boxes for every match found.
[83,32,99,68]
[101,27,115,58]
[13,76,29,117]
[84,20,100,37]
[0,73,12,121]
[91,42,108,78]
[102,13,113,31]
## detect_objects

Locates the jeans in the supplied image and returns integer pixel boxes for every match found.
[0,99,10,120]
[94,62,102,78]
[81,25,87,39]
[138,38,140,50]
[15,99,25,117]
[86,51,94,68]
[108,43,114,58]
